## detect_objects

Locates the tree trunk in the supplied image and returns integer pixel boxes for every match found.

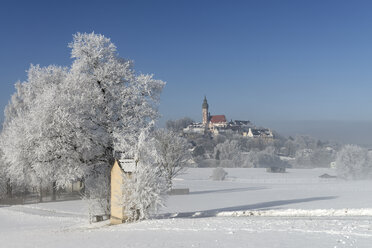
[6,178,12,198]
[39,182,43,203]
[52,181,57,201]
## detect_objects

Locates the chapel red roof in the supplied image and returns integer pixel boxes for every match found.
[210,115,227,123]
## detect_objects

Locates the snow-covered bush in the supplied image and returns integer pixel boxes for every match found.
[336,145,372,180]
[211,167,228,181]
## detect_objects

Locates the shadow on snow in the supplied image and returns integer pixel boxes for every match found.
[189,187,267,195]
[157,196,338,219]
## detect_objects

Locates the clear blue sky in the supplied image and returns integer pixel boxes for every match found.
[1,0,372,137]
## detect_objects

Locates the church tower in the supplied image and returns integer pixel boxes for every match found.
[202,96,209,126]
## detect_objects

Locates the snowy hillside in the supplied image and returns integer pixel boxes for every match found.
[1,168,372,248]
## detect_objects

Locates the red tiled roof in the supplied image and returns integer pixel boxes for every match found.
[210,115,226,123]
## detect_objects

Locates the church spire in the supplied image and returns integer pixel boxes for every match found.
[202,96,209,125]
[202,95,208,109]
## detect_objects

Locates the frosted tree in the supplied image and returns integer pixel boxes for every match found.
[63,32,164,168]
[121,126,168,221]
[1,79,35,188]
[24,66,85,197]
[152,129,191,189]
[336,145,372,180]
[1,65,70,200]
[1,32,165,210]
[214,140,242,167]
[64,33,164,214]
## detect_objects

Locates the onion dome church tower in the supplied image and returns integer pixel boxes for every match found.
[202,96,209,126]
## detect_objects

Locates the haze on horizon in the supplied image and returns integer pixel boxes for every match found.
[1,0,372,145]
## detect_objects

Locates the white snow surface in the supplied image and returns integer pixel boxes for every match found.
[1,168,372,248]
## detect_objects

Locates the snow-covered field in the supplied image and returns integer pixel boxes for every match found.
[1,168,372,248]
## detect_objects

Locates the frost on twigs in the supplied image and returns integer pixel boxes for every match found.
[121,128,168,222]
[121,163,167,222]
[153,129,191,189]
